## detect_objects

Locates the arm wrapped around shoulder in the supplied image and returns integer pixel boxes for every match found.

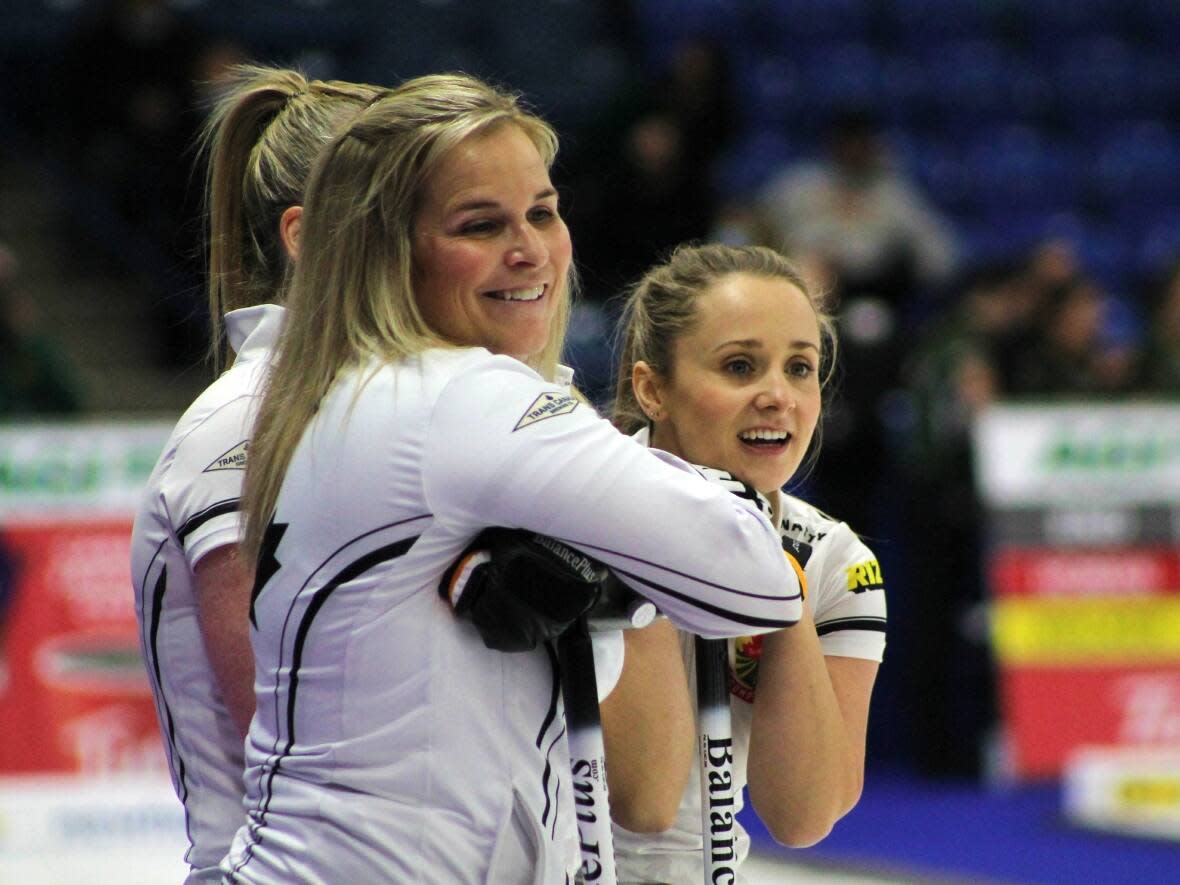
[440,528,609,652]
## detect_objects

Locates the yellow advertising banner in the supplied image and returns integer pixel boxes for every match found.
[992,596,1180,665]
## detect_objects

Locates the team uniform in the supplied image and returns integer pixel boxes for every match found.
[131,304,283,883]
[220,347,802,885]
[612,429,887,884]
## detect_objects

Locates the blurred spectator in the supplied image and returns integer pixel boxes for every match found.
[1025,236,1082,294]
[895,262,1018,777]
[754,108,959,311]
[1136,258,1180,394]
[566,37,736,303]
[902,263,1016,471]
[982,239,1076,390]
[656,38,736,183]
[1008,275,1137,396]
[53,0,213,367]
[806,288,903,521]
[563,37,738,401]
[0,244,83,417]
[55,0,207,241]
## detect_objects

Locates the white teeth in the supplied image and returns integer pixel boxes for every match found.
[739,429,788,442]
[488,285,544,302]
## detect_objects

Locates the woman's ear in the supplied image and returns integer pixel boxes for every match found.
[279,205,303,261]
[631,360,665,422]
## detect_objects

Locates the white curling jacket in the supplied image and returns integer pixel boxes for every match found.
[613,427,886,883]
[221,347,801,884]
[131,305,283,883]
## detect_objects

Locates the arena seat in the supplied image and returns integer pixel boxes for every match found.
[1092,121,1180,208]
[759,0,874,43]
[796,42,884,118]
[879,0,1000,50]
[962,125,1082,214]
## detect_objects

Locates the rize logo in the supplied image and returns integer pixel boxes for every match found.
[512,392,578,431]
[845,559,884,594]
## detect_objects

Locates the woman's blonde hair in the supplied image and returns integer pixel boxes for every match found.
[611,242,838,476]
[200,64,384,369]
[242,73,572,562]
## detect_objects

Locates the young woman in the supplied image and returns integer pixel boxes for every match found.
[607,243,887,882]
[130,66,384,882]
[223,74,805,884]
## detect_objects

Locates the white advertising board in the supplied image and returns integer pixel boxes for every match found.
[973,402,1180,507]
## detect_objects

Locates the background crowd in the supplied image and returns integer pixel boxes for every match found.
[2,0,1179,783]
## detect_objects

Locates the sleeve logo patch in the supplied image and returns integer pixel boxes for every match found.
[512,392,578,432]
[845,559,884,593]
[203,440,249,472]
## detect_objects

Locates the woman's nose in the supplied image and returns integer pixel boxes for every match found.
[754,374,795,411]
[506,223,548,266]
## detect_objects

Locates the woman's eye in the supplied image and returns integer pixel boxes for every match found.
[528,205,557,223]
[788,361,815,379]
[459,219,499,235]
[724,359,753,376]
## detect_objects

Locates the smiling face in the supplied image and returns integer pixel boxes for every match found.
[412,123,572,364]
[635,272,823,494]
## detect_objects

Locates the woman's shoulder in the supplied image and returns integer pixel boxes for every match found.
[778,493,850,544]
[778,493,877,563]
[340,347,540,398]
[421,346,545,384]
[165,368,262,468]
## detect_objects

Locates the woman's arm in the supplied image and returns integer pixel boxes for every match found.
[600,619,695,832]
[746,603,879,848]
[193,544,256,737]
[422,357,802,638]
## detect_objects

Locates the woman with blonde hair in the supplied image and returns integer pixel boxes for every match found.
[606,242,887,882]
[224,74,805,883]
[130,65,384,882]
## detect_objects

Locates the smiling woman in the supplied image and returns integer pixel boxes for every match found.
[412,124,572,362]
[631,270,824,494]
[225,76,807,884]
[605,243,888,882]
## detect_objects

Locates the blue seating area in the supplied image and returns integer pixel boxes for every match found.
[1,0,1177,308]
[1,0,1174,294]
[629,0,1180,292]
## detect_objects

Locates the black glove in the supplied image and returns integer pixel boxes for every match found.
[440,528,607,652]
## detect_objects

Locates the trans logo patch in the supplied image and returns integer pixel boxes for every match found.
[513,392,578,431]
[203,439,249,472]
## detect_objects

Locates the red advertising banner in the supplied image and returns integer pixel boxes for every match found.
[0,422,173,776]
[989,547,1180,599]
[0,520,164,774]
[1001,667,1180,778]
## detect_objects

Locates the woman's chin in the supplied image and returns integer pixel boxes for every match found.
[741,461,800,497]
